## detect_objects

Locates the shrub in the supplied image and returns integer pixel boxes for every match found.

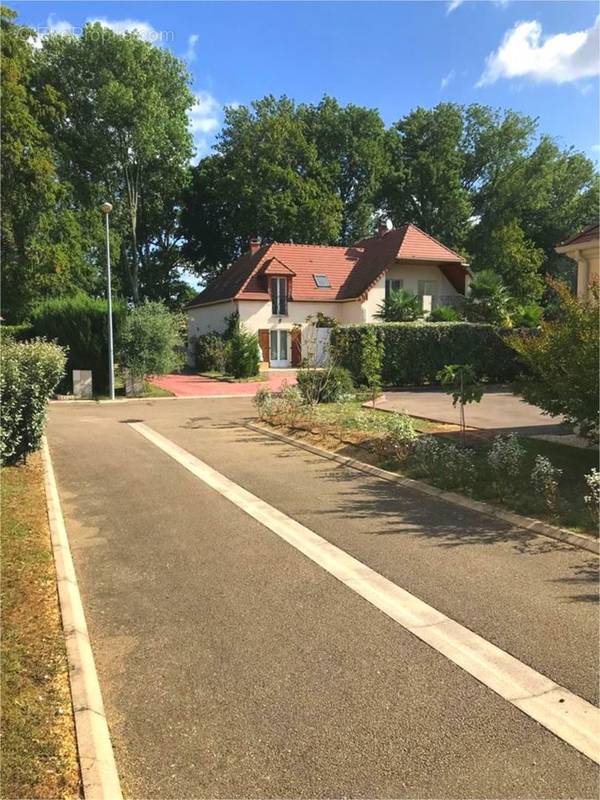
[120,302,185,378]
[30,294,126,393]
[375,289,423,322]
[508,281,599,439]
[429,305,462,322]
[225,325,260,378]
[464,270,512,326]
[331,322,521,387]
[530,455,562,516]
[1,339,66,464]
[583,468,600,526]
[412,436,476,491]
[297,366,354,404]
[194,333,227,372]
[358,327,383,390]
[511,303,543,329]
[487,434,526,498]
[379,414,418,460]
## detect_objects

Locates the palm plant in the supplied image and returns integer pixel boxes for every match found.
[464,270,512,326]
[375,289,423,322]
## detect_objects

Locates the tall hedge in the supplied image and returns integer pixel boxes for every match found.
[331,322,524,386]
[30,295,126,393]
[1,339,67,464]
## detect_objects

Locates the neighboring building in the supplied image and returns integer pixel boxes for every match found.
[555,223,599,300]
[186,223,470,368]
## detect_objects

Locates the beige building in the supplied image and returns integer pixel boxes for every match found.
[555,223,599,300]
[186,223,470,368]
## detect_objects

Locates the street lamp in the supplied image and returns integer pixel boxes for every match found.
[100,202,115,400]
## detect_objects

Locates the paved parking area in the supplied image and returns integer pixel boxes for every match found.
[47,397,598,798]
[149,370,297,397]
[377,386,569,435]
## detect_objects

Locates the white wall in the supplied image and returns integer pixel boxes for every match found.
[187,301,236,338]
[384,261,459,297]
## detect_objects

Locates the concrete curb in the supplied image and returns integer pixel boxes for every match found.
[245,423,599,556]
[41,438,123,800]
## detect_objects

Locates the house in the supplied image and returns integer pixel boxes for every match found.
[555,223,599,300]
[186,223,470,368]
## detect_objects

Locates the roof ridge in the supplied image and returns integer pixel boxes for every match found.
[271,241,362,251]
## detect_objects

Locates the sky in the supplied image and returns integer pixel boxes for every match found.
[13,0,600,162]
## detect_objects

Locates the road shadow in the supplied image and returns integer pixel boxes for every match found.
[235,427,598,604]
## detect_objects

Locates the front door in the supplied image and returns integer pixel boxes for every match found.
[270,330,290,367]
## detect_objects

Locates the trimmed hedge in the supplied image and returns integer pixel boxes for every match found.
[1,338,67,464]
[1,323,34,341]
[331,322,524,386]
[30,295,126,393]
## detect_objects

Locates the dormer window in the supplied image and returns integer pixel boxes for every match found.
[313,274,331,288]
[271,277,288,315]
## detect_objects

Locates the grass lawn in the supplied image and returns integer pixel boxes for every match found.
[260,400,597,536]
[1,455,80,799]
[199,371,268,383]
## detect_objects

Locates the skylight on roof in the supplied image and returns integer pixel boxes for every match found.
[313,274,331,288]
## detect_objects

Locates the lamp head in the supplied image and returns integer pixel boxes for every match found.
[100,202,113,214]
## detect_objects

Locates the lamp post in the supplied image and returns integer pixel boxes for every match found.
[100,202,115,400]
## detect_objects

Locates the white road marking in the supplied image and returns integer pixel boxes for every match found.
[129,421,600,765]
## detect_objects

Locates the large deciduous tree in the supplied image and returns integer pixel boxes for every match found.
[0,6,101,319]
[181,95,387,280]
[36,22,195,302]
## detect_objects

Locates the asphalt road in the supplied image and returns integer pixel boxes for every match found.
[48,397,599,799]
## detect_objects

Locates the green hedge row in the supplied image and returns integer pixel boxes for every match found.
[331,322,524,386]
[30,295,127,393]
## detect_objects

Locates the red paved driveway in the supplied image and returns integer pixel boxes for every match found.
[149,370,297,397]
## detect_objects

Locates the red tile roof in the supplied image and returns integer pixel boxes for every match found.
[186,224,468,308]
[558,223,599,248]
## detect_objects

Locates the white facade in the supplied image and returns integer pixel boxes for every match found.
[187,260,463,367]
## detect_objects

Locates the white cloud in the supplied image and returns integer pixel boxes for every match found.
[189,91,221,134]
[185,34,199,62]
[447,0,465,13]
[440,69,456,89]
[188,91,222,159]
[87,17,164,42]
[478,16,600,86]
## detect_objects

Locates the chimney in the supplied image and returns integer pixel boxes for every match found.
[377,218,389,238]
[249,237,261,255]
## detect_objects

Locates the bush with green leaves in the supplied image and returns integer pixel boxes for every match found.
[375,288,423,322]
[510,303,543,329]
[429,305,462,322]
[331,322,521,387]
[530,455,562,515]
[508,281,599,439]
[464,270,512,326]
[358,326,383,391]
[1,338,67,464]
[583,468,600,526]
[412,436,476,491]
[297,366,354,404]
[120,302,185,378]
[30,294,126,393]
[378,413,418,460]
[1,323,34,340]
[224,325,260,378]
[487,434,526,498]
[194,332,227,372]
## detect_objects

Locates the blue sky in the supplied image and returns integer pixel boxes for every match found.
[14,0,600,162]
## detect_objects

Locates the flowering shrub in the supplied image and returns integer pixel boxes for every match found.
[487,434,526,497]
[583,468,600,526]
[530,455,562,515]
